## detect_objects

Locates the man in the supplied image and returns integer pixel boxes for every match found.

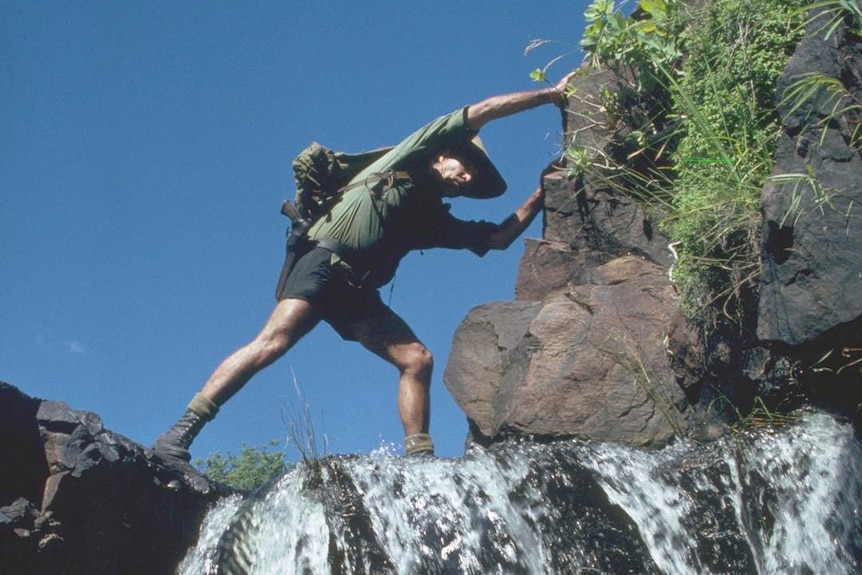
[153,72,574,460]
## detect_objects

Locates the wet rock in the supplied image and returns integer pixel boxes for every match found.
[0,381,232,575]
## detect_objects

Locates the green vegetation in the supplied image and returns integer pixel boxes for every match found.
[580,0,681,92]
[780,71,862,153]
[195,440,288,491]
[664,0,808,324]
[728,396,801,433]
[548,0,814,328]
[792,0,862,39]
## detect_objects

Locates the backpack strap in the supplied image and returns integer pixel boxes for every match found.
[338,170,411,195]
[281,169,411,222]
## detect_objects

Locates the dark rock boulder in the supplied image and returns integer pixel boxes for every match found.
[758,13,862,346]
[445,69,688,446]
[754,11,862,416]
[446,255,691,446]
[0,384,47,516]
[544,79,672,270]
[0,381,230,575]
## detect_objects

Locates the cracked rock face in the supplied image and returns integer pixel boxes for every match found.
[758,15,862,346]
[445,255,690,447]
[445,77,691,446]
[446,15,862,446]
[0,382,230,575]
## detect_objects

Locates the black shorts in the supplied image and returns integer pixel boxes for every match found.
[276,247,386,341]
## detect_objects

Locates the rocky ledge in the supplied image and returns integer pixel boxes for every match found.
[0,382,231,575]
[444,10,862,447]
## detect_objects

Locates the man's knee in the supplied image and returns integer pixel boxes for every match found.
[402,343,433,378]
[257,331,291,361]
[255,299,317,362]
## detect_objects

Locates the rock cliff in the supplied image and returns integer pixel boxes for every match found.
[444,6,862,446]
[0,382,230,575]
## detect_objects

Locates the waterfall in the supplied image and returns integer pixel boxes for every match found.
[178,410,862,574]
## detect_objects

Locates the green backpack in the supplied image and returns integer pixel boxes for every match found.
[275,142,409,299]
[281,142,400,226]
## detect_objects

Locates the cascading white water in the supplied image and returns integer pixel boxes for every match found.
[580,411,862,574]
[178,411,862,575]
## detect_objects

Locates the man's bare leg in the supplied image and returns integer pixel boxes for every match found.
[201,297,320,405]
[153,298,320,461]
[351,308,435,455]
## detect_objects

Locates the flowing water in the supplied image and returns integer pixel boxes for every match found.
[178,410,862,574]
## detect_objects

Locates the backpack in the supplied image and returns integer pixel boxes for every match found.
[275,142,409,299]
[281,142,396,226]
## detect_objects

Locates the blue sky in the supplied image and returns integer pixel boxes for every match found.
[1,1,587,460]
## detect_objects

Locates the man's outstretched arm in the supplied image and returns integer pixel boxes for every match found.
[465,71,576,131]
[486,184,545,250]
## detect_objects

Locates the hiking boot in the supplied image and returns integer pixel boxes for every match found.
[404,433,435,457]
[152,393,219,462]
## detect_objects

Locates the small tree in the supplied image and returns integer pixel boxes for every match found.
[195,439,288,491]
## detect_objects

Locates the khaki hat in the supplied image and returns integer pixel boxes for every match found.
[452,136,507,199]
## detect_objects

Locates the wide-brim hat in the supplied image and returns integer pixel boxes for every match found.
[452,136,507,199]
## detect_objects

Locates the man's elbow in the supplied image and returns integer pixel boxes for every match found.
[465,101,492,131]
[485,232,516,251]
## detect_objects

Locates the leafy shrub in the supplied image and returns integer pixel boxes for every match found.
[665,0,808,324]
[196,440,288,491]
[566,0,808,329]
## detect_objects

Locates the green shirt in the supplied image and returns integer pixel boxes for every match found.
[307,107,497,287]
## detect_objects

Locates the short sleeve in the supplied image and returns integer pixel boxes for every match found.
[412,203,497,257]
[353,108,476,182]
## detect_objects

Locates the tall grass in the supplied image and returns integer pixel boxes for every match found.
[560,0,809,330]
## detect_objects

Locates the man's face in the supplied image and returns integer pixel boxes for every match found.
[434,155,474,197]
